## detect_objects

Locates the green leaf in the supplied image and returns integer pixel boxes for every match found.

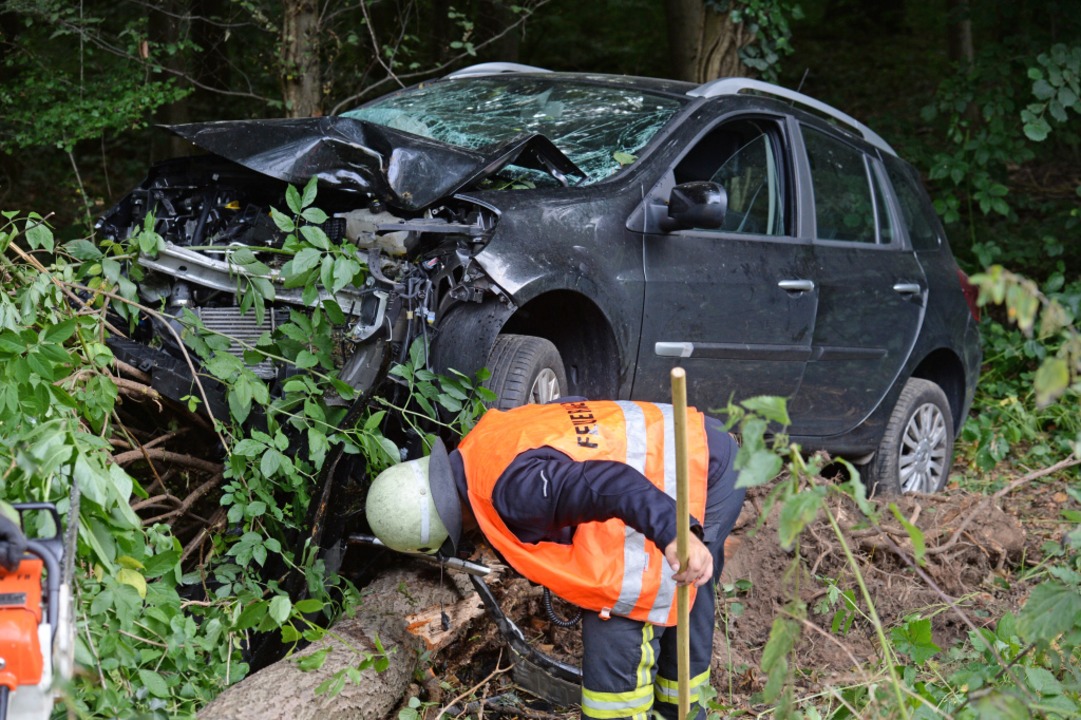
[24,218,54,251]
[735,449,782,489]
[260,449,283,477]
[138,669,171,699]
[332,256,360,293]
[271,208,296,233]
[740,396,791,426]
[294,598,324,615]
[300,224,330,250]
[286,184,303,215]
[889,504,926,565]
[778,488,824,549]
[1018,580,1081,642]
[115,566,148,601]
[322,299,345,324]
[760,614,800,702]
[291,247,323,275]
[1024,117,1051,142]
[296,647,330,672]
[236,600,269,630]
[294,350,319,369]
[1033,357,1069,407]
[973,690,1030,720]
[269,595,292,624]
[1032,78,1055,100]
[890,617,940,664]
[301,176,319,209]
[1025,666,1063,696]
[301,207,328,224]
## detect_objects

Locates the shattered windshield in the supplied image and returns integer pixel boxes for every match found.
[343,77,685,185]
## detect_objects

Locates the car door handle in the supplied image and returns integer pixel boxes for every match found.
[892,282,922,295]
[778,279,815,292]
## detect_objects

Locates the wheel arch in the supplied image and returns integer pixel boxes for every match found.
[430,290,621,399]
[500,290,621,398]
[908,348,968,434]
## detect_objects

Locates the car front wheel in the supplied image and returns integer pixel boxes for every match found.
[863,377,954,495]
[485,334,568,409]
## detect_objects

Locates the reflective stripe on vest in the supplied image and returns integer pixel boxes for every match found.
[458,400,710,626]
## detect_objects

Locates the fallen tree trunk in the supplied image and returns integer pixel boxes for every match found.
[199,563,484,720]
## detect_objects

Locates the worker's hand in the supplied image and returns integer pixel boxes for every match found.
[664,533,713,588]
[0,513,27,572]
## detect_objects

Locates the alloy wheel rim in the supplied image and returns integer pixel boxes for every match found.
[898,402,948,493]
[529,368,562,404]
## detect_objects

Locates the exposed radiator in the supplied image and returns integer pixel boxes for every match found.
[194,307,280,379]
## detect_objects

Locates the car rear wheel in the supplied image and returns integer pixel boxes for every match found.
[863,377,954,495]
[486,334,567,409]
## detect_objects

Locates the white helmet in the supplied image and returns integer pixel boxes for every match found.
[364,439,461,555]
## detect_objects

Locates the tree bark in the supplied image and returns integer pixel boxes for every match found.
[665,0,752,83]
[198,565,480,720]
[148,1,193,158]
[281,0,322,117]
[947,0,974,67]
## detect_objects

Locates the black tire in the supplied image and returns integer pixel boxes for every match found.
[485,334,568,410]
[863,378,954,495]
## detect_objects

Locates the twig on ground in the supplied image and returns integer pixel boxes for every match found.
[113,377,164,410]
[113,358,150,383]
[141,473,223,525]
[927,499,987,556]
[783,609,866,672]
[438,652,513,720]
[113,447,222,475]
[182,507,227,563]
[992,454,1081,499]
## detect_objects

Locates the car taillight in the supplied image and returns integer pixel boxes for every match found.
[956,268,980,322]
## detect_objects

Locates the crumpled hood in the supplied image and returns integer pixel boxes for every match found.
[165,117,583,212]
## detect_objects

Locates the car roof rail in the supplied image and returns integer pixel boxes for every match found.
[689,77,896,156]
[447,62,552,78]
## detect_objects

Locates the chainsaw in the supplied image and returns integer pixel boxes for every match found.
[0,503,73,720]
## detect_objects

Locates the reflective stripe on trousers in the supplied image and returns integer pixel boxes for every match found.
[581,547,719,720]
[655,668,711,706]
[581,623,654,720]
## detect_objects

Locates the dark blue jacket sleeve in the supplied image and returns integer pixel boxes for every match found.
[490,414,736,549]
[491,449,685,548]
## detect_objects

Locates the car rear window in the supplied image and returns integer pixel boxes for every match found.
[344,77,685,185]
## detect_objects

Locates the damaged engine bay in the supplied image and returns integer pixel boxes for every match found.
[95,116,584,410]
[93,112,601,695]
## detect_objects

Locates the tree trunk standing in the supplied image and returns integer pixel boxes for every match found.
[281,0,322,117]
[946,0,974,66]
[148,2,193,159]
[198,565,481,720]
[665,0,753,83]
[478,0,522,63]
[190,0,233,99]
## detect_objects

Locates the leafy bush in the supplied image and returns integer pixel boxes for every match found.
[0,176,493,717]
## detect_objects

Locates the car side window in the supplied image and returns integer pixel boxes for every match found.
[869,162,897,244]
[673,119,788,236]
[802,126,878,243]
[882,155,941,250]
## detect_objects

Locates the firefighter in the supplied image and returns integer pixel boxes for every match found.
[365,399,747,720]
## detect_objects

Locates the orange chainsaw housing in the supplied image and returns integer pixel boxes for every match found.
[0,558,45,691]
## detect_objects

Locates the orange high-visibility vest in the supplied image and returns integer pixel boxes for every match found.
[458,400,710,626]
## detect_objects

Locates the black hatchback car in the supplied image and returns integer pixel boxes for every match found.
[97,62,981,495]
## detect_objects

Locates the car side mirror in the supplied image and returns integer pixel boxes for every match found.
[660,181,728,232]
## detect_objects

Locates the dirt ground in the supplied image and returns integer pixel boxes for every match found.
[425,468,1073,718]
